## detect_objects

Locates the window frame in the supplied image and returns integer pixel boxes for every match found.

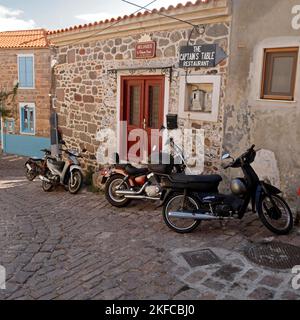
[178,75,221,122]
[17,54,35,89]
[261,47,298,101]
[19,103,36,135]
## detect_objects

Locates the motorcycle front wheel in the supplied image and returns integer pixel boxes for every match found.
[163,193,201,233]
[258,194,294,235]
[42,180,53,192]
[68,170,83,194]
[25,166,37,181]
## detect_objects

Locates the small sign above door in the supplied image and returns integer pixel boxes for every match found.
[135,41,156,59]
[179,44,227,68]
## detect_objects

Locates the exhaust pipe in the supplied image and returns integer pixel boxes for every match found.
[168,211,218,221]
[116,182,149,196]
[124,195,160,200]
[39,175,51,183]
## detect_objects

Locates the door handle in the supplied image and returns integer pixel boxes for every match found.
[143,118,146,130]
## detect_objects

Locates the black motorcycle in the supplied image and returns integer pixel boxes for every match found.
[24,149,51,181]
[160,145,294,235]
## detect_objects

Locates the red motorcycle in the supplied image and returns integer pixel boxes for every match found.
[100,138,188,207]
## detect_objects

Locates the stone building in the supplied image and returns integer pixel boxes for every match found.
[224,0,300,202]
[48,0,231,172]
[0,29,52,157]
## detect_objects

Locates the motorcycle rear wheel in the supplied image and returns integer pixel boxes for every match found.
[258,194,294,235]
[42,180,53,192]
[105,174,131,208]
[163,193,201,233]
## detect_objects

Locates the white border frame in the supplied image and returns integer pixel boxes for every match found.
[179,74,221,122]
[19,102,36,135]
[116,72,170,155]
[17,54,35,89]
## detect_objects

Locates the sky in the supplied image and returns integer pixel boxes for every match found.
[0,0,196,32]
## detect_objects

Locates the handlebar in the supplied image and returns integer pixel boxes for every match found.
[223,145,256,170]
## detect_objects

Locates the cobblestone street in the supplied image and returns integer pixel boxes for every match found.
[0,154,300,300]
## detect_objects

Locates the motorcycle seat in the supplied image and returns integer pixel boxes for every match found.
[30,158,44,162]
[170,174,223,184]
[125,165,149,176]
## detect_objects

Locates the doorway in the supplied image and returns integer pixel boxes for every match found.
[120,75,165,162]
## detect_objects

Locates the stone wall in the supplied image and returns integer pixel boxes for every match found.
[0,48,51,137]
[53,22,230,172]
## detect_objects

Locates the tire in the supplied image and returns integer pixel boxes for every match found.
[25,167,36,181]
[42,180,53,192]
[68,170,83,194]
[258,194,294,235]
[105,174,131,208]
[163,193,201,234]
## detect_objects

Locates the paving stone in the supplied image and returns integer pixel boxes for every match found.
[213,264,243,282]
[259,275,284,288]
[281,291,300,300]
[203,279,225,291]
[248,287,275,300]
[173,288,199,300]
[241,269,260,281]
[184,271,207,284]
[198,292,218,300]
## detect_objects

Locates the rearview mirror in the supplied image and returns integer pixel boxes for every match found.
[222,153,231,161]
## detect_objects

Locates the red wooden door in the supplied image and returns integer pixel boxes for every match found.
[120,76,165,162]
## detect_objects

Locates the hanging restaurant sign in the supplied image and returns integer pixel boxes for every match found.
[179,44,227,68]
[135,41,156,59]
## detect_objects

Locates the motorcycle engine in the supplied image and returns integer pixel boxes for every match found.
[215,205,233,217]
[145,186,161,198]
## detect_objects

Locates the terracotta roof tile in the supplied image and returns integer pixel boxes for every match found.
[0,29,49,49]
[48,0,212,35]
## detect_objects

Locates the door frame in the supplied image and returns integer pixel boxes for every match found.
[116,72,170,160]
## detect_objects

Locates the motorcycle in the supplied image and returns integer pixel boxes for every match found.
[160,145,294,235]
[39,142,86,194]
[101,137,189,207]
[25,149,51,181]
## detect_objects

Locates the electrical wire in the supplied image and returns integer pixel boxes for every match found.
[69,0,158,46]
[121,0,198,28]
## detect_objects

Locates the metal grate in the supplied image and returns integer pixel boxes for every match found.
[244,242,300,270]
[182,249,220,268]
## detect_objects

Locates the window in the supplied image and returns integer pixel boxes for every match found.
[20,103,35,135]
[261,48,298,101]
[5,119,15,134]
[18,55,34,88]
[179,75,221,122]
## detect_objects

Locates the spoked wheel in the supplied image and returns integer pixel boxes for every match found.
[42,178,53,192]
[68,170,83,194]
[25,167,37,181]
[163,193,201,233]
[105,174,131,207]
[258,194,294,235]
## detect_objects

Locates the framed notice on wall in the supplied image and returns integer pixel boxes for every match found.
[135,41,156,59]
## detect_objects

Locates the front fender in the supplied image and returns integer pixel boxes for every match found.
[69,165,83,173]
[255,182,282,210]
[156,189,174,208]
